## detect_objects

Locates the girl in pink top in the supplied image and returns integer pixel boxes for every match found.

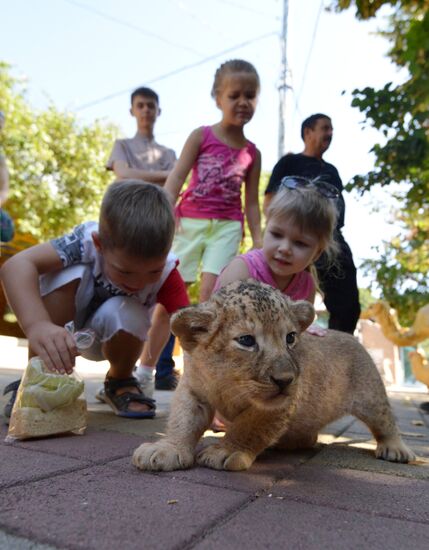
[215,178,339,305]
[164,59,263,301]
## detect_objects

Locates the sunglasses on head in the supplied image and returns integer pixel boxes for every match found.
[280,176,339,199]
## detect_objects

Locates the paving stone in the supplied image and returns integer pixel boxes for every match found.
[107,446,316,494]
[0,530,57,550]
[12,427,144,463]
[308,442,429,479]
[325,431,429,459]
[0,464,249,550]
[341,416,429,446]
[0,444,87,489]
[419,412,429,429]
[340,420,375,436]
[1,361,429,550]
[94,413,169,438]
[317,416,356,436]
[411,396,429,407]
[390,409,429,435]
[401,439,429,458]
[271,464,429,522]
[194,497,429,550]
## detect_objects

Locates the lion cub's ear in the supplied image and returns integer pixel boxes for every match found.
[171,304,217,352]
[289,300,315,332]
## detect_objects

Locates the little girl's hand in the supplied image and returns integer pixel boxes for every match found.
[306,324,327,337]
[26,321,78,374]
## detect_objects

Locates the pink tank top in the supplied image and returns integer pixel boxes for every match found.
[214,248,315,301]
[176,126,257,223]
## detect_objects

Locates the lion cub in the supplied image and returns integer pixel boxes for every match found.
[133,280,415,472]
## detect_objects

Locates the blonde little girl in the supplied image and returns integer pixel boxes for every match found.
[164,59,263,301]
[215,176,339,303]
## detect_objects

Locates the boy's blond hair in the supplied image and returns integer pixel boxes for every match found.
[99,180,174,258]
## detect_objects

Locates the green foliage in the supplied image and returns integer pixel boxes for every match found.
[331,1,429,324]
[0,62,118,241]
[332,1,429,20]
[358,286,379,311]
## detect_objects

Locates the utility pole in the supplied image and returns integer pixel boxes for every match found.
[278,0,289,159]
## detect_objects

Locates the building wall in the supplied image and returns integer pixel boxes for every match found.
[357,320,403,386]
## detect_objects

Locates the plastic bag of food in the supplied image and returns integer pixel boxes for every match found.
[6,326,94,441]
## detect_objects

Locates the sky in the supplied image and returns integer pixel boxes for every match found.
[1,0,406,289]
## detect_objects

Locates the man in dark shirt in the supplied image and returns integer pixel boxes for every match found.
[264,113,360,333]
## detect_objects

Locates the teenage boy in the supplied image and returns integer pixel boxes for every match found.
[106,87,178,395]
[107,87,176,184]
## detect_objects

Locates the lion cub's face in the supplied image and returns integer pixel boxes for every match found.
[172,280,315,410]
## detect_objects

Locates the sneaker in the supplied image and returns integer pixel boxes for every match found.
[3,379,21,424]
[95,386,106,403]
[155,372,179,391]
[133,367,155,399]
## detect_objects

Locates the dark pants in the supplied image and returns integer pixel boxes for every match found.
[316,232,361,334]
[156,333,176,379]
[0,209,15,243]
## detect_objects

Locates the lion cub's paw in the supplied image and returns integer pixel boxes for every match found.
[197,443,255,471]
[375,437,416,464]
[133,441,194,471]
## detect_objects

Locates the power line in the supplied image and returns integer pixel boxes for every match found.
[62,0,204,57]
[289,82,303,119]
[75,31,277,111]
[165,0,228,37]
[214,0,280,19]
[287,0,324,142]
[295,0,324,110]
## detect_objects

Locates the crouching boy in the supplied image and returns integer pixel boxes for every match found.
[0,180,189,418]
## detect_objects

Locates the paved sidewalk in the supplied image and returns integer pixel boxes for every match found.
[1,335,429,549]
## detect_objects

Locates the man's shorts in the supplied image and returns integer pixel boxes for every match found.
[173,217,242,283]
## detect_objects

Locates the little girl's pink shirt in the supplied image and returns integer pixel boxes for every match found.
[214,248,315,301]
[176,126,257,223]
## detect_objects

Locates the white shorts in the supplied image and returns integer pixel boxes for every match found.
[40,265,152,361]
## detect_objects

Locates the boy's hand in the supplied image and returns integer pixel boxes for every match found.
[26,321,78,374]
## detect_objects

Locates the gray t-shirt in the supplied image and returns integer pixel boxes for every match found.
[106,133,176,171]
